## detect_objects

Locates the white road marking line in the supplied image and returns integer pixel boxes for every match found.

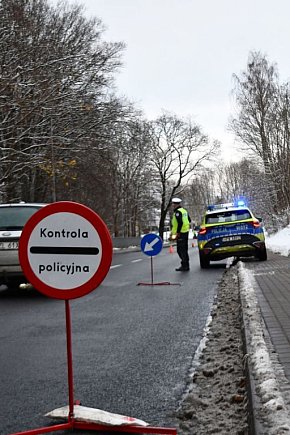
[110,264,121,269]
[131,259,142,263]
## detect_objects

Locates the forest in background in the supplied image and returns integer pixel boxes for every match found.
[1,0,289,237]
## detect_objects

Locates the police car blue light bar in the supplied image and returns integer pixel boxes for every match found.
[207,201,249,212]
[207,203,235,211]
[233,197,248,207]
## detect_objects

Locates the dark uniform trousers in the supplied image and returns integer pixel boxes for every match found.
[177,232,189,269]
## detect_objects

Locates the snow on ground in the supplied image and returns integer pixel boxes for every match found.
[266,225,290,257]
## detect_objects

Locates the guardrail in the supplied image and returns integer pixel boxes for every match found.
[112,237,141,248]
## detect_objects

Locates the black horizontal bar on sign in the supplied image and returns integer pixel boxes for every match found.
[30,246,99,255]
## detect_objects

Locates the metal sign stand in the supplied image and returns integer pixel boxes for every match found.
[137,257,181,286]
[10,203,177,435]
[9,299,177,435]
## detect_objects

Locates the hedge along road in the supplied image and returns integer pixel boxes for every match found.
[0,245,226,434]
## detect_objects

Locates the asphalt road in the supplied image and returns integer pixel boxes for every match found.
[0,245,226,434]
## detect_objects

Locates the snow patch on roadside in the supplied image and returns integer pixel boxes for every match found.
[239,262,290,433]
[266,226,290,257]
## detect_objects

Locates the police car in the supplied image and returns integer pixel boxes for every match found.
[197,201,267,268]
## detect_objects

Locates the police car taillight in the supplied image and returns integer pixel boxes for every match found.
[199,227,207,235]
[252,220,260,228]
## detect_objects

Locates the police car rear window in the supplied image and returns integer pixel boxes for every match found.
[205,209,251,224]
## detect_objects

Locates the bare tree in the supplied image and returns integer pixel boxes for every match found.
[100,117,155,237]
[70,114,157,236]
[185,170,218,225]
[230,51,290,213]
[0,0,125,202]
[149,112,220,238]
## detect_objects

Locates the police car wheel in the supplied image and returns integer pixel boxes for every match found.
[199,251,210,268]
[256,247,267,261]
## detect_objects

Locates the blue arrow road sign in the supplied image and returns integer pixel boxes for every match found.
[140,233,163,257]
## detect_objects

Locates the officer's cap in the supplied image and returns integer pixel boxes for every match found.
[172,197,182,203]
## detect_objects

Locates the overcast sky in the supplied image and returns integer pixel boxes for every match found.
[56,0,290,162]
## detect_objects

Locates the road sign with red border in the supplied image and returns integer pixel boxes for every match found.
[19,201,112,300]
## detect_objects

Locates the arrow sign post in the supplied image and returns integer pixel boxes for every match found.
[141,233,163,256]
[138,233,167,286]
[138,233,182,287]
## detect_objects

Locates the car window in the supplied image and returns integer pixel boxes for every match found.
[0,206,43,230]
[205,209,251,224]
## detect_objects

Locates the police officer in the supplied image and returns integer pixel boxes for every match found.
[170,197,191,271]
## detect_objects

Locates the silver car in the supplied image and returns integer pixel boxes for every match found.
[0,203,46,288]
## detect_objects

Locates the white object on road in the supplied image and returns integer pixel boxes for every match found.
[45,405,149,427]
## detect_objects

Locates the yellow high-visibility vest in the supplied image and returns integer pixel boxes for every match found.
[171,208,190,234]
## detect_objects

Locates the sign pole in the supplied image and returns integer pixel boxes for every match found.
[65,300,75,423]
[138,233,181,286]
